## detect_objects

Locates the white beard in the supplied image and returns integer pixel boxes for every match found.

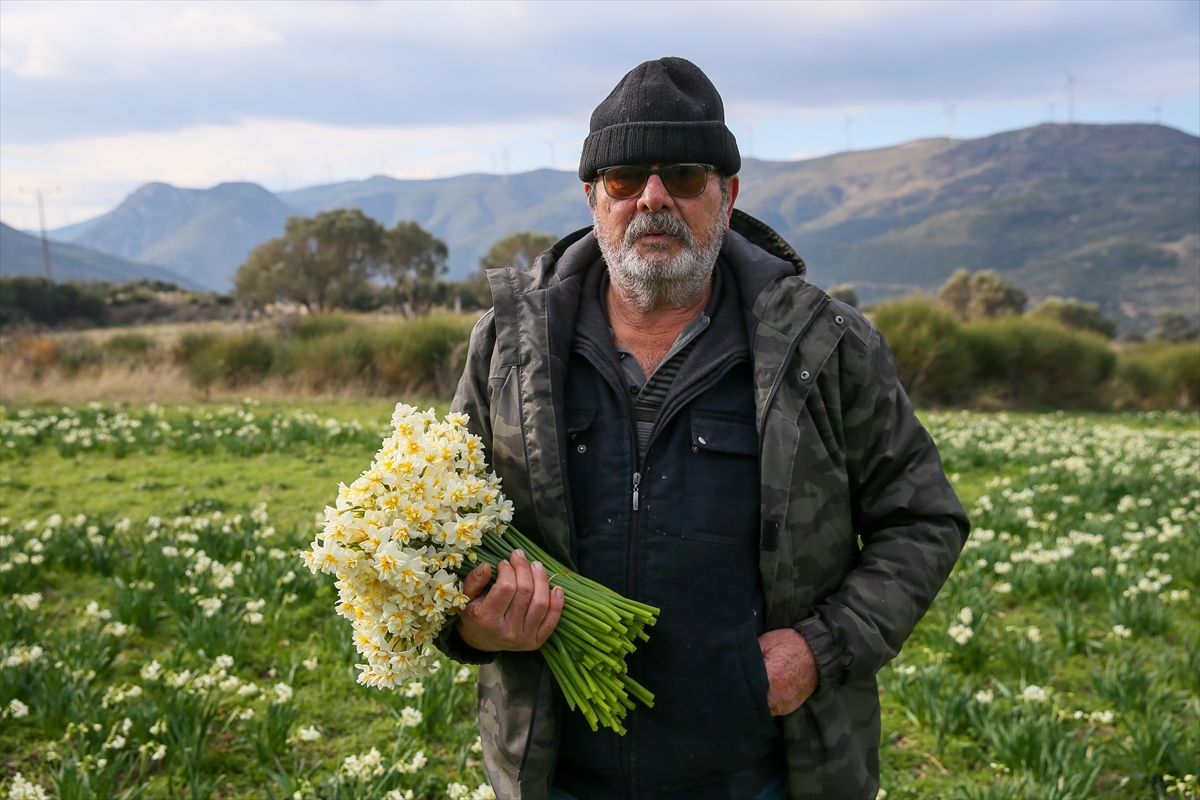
[593,208,726,313]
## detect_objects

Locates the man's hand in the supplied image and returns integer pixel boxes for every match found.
[759,627,819,716]
[456,549,565,652]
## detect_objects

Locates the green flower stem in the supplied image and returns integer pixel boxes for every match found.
[454,525,660,734]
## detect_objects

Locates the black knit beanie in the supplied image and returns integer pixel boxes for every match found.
[578,57,740,182]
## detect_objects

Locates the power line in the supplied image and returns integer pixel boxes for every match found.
[18,186,61,282]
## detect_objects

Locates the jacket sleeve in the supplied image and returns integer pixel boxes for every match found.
[796,326,969,692]
[434,310,500,666]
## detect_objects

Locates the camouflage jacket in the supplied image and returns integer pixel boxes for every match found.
[444,210,969,800]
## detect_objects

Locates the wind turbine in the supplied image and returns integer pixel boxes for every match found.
[1064,68,1076,124]
[943,101,958,140]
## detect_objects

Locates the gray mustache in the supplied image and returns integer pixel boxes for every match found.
[623,212,694,248]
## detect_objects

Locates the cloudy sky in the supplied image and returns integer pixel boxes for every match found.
[2,0,1197,230]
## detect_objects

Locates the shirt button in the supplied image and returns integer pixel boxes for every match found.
[629,385,639,395]
[800,370,811,380]
[835,315,845,325]
[692,445,699,453]
[577,444,587,453]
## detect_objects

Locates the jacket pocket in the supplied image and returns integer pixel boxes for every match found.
[684,411,760,547]
[735,620,775,729]
[565,409,596,537]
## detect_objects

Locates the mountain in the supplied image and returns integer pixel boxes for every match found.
[52,124,1198,326]
[279,169,590,276]
[68,182,296,292]
[0,222,199,288]
[734,123,1199,327]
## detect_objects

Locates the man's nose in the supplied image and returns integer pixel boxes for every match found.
[637,174,673,213]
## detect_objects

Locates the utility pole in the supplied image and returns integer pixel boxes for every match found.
[19,186,61,282]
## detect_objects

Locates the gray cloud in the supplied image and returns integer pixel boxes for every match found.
[2,0,1196,144]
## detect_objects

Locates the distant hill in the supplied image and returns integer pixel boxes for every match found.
[0,222,199,288]
[68,182,295,292]
[735,123,1199,329]
[51,124,1198,327]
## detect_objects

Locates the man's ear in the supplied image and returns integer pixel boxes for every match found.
[725,175,740,229]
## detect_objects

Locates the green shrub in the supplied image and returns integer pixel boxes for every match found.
[290,314,357,340]
[102,333,157,364]
[1116,341,1200,408]
[56,337,106,376]
[172,331,220,366]
[374,313,475,395]
[963,317,1115,408]
[872,297,974,406]
[211,334,277,386]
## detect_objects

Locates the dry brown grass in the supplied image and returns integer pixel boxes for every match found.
[0,361,402,406]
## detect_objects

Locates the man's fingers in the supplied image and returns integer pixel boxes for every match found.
[481,559,516,621]
[534,585,565,645]
[523,561,550,636]
[507,549,535,622]
[463,563,492,600]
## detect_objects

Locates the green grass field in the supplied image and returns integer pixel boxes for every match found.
[1,402,1197,799]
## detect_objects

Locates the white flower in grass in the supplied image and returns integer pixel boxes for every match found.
[1111,624,1132,639]
[994,582,1013,594]
[237,708,255,721]
[397,706,423,728]
[1025,626,1042,644]
[402,681,425,698]
[957,607,973,625]
[1089,710,1115,725]
[237,682,259,697]
[385,791,415,800]
[993,562,1013,575]
[296,725,322,742]
[470,735,484,753]
[454,666,473,684]
[214,654,234,670]
[447,784,471,800]
[471,785,496,800]
[106,735,126,750]
[974,690,994,704]
[141,660,163,681]
[6,772,49,800]
[1091,567,1106,578]
[13,593,41,611]
[5,698,30,718]
[302,657,319,671]
[272,683,294,704]
[1021,685,1047,702]
[948,624,974,645]
[197,597,223,618]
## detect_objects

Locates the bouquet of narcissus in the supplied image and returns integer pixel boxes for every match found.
[302,404,659,734]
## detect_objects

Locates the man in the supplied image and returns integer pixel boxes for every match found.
[439,57,968,800]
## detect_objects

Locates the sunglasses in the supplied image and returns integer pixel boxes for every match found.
[596,163,716,199]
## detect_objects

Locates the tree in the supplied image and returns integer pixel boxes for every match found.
[480,231,558,272]
[234,209,387,312]
[826,284,859,308]
[464,231,559,309]
[1029,296,1117,338]
[1152,310,1200,342]
[383,221,449,310]
[937,269,1027,320]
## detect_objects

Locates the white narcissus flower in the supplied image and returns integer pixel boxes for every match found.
[272,683,294,704]
[1021,685,1048,702]
[948,624,974,645]
[397,706,423,728]
[296,725,321,742]
[6,772,49,800]
[6,698,30,718]
[974,690,994,704]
